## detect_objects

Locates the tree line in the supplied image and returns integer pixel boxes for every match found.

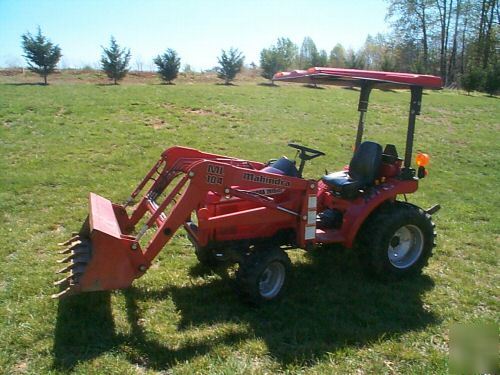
[19,0,499,96]
[259,0,499,95]
[20,28,244,86]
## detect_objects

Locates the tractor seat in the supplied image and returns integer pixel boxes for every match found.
[322,141,382,199]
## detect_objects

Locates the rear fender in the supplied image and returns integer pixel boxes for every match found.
[341,179,418,248]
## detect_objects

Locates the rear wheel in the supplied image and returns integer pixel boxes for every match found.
[357,201,436,280]
[236,247,291,304]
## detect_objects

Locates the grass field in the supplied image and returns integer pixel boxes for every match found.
[0,75,498,374]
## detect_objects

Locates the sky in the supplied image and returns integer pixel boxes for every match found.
[0,0,390,71]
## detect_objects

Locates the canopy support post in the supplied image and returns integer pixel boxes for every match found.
[355,81,374,151]
[401,86,423,178]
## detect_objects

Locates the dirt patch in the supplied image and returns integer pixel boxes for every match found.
[12,361,28,374]
[161,103,215,116]
[49,224,65,233]
[187,107,215,115]
[144,117,171,130]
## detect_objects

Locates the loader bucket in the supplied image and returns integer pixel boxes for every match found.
[52,193,148,298]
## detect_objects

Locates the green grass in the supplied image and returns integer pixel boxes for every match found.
[0,81,498,374]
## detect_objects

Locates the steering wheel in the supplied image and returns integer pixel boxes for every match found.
[287,143,325,177]
[288,143,325,160]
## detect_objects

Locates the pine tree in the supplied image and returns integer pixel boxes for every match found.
[216,48,244,85]
[461,68,484,95]
[154,49,181,84]
[100,37,131,85]
[21,27,62,85]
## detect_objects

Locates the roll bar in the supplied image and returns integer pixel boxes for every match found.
[354,81,423,178]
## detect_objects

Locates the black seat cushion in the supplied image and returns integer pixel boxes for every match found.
[322,171,364,198]
[322,141,382,198]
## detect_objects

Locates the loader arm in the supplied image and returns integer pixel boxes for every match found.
[54,147,317,298]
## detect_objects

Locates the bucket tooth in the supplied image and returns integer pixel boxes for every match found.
[58,235,80,246]
[54,268,83,287]
[54,274,72,287]
[58,247,72,255]
[58,253,76,263]
[57,254,90,273]
[57,263,74,274]
[58,242,88,255]
[51,287,75,299]
[57,240,82,254]
[57,245,90,263]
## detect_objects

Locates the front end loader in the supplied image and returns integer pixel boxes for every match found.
[54,146,318,300]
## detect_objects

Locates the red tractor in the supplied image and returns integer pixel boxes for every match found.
[54,68,442,304]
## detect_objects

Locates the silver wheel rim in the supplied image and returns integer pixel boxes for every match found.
[259,261,285,299]
[387,225,424,269]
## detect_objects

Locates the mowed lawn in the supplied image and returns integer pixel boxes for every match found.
[0,80,498,374]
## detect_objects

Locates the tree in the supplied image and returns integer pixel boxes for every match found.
[154,49,181,84]
[380,54,397,71]
[100,37,131,85]
[483,64,500,96]
[312,49,328,67]
[386,0,432,72]
[460,68,484,94]
[21,27,62,85]
[260,48,283,81]
[259,37,298,82]
[298,37,319,69]
[329,43,346,68]
[216,48,244,85]
[275,37,298,69]
[385,0,499,89]
[345,49,366,69]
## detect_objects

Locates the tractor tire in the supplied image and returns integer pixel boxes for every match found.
[357,201,436,280]
[236,247,291,304]
[194,245,218,268]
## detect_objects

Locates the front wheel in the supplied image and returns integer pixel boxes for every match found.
[194,245,219,268]
[236,247,291,304]
[357,201,436,280]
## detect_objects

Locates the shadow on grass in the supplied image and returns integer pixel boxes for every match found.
[302,84,325,89]
[341,86,359,91]
[53,289,245,371]
[53,247,437,370]
[258,82,279,87]
[379,88,398,93]
[483,94,499,99]
[215,82,237,86]
[4,82,47,86]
